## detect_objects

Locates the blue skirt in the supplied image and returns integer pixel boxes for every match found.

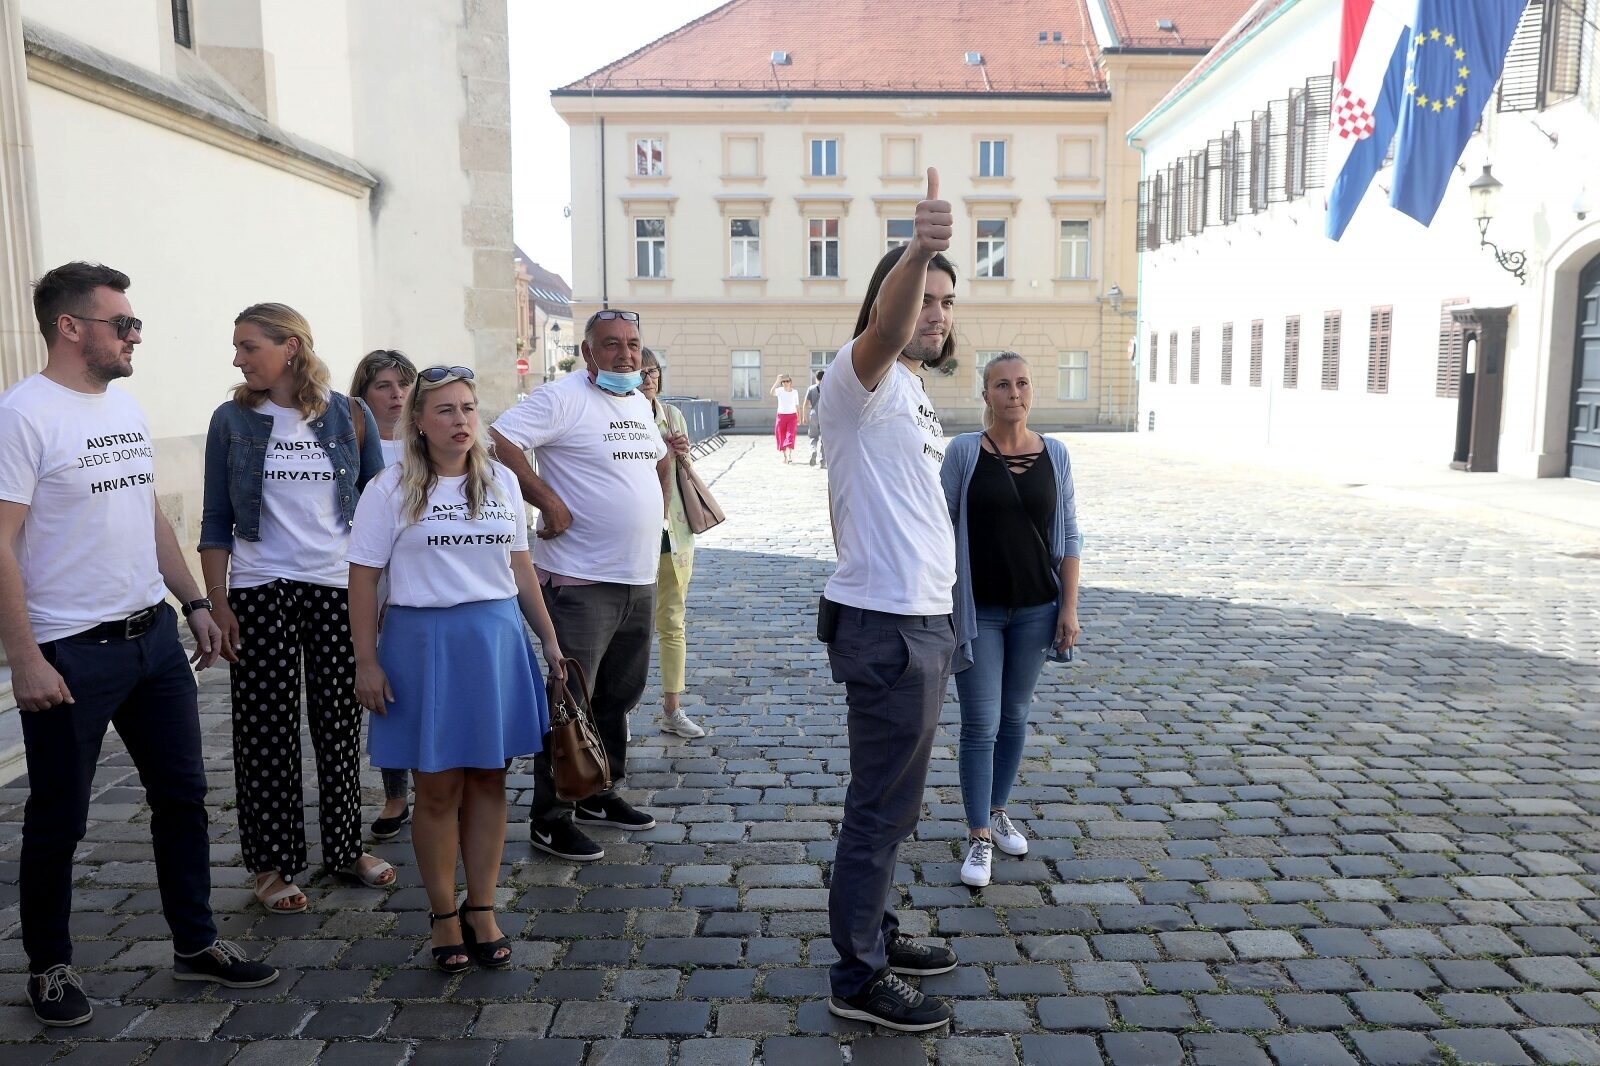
[370,597,549,772]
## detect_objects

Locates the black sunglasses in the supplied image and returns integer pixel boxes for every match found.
[418,365,475,383]
[67,313,141,340]
[586,309,641,328]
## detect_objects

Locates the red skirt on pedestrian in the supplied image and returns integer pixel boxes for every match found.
[774,413,798,451]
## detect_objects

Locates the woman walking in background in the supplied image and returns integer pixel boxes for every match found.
[771,373,800,462]
[639,349,705,739]
[348,350,419,841]
[941,351,1081,889]
[200,303,393,916]
[348,366,563,971]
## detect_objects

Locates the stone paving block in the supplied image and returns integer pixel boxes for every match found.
[953,1000,1033,1032]
[585,1041,672,1066]
[1113,994,1195,1030]
[1429,1029,1534,1065]
[1264,1033,1361,1066]
[1019,1036,1103,1066]
[1273,994,1358,1030]
[137,1043,241,1066]
[1194,994,1281,1031]
[124,1003,234,1039]
[1436,993,1527,1025]
[1347,1031,1441,1066]
[1037,996,1113,1030]
[551,1001,630,1038]
[1228,930,1306,959]
[677,1039,757,1066]
[763,1036,846,1066]
[1508,955,1600,990]
[1516,1027,1600,1064]
[407,1043,497,1066]
[1185,1034,1272,1066]
[1510,992,1600,1025]
[629,1001,711,1036]
[1100,1031,1183,1066]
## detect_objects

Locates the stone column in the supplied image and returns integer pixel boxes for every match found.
[0,0,45,386]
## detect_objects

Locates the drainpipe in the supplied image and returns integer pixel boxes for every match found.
[598,116,609,310]
[1132,139,1147,431]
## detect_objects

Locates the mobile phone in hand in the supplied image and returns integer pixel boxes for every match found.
[1044,644,1074,664]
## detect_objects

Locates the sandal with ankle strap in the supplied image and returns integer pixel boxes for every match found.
[458,904,513,968]
[253,872,308,915]
[428,911,470,973]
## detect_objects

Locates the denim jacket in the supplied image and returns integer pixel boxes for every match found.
[198,391,383,552]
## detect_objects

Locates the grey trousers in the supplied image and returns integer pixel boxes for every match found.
[531,580,655,824]
[826,606,955,998]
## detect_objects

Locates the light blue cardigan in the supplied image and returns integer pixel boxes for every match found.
[940,432,1081,673]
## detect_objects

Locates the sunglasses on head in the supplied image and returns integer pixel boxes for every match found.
[67,313,141,340]
[418,365,474,383]
[586,309,641,328]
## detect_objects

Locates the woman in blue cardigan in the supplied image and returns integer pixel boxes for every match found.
[940,351,1081,888]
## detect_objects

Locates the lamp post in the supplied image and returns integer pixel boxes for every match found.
[547,320,561,381]
[1468,164,1527,285]
[1102,284,1136,318]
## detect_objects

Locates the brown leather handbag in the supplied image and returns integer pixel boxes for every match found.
[675,459,726,534]
[544,658,611,802]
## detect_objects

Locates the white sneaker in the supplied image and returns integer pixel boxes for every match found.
[660,711,706,738]
[990,809,1029,856]
[960,838,993,887]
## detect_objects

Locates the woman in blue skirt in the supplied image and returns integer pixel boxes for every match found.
[347,365,563,972]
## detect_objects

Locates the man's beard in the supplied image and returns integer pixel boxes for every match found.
[902,338,944,366]
[84,336,132,382]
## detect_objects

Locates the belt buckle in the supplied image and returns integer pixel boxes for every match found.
[123,606,157,640]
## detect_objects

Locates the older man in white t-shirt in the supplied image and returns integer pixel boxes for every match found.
[818,169,963,1034]
[490,309,674,862]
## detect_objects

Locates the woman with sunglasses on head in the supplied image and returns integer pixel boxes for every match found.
[770,373,800,463]
[940,352,1081,889]
[637,349,705,740]
[199,304,393,916]
[348,365,563,971]
[348,350,419,840]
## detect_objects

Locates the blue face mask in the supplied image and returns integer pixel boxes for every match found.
[594,368,643,395]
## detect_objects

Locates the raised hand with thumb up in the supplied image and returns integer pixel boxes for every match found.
[910,166,953,258]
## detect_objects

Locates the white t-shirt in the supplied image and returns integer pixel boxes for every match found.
[0,375,167,641]
[775,387,800,415]
[819,339,955,616]
[379,437,404,467]
[492,372,667,585]
[347,462,528,608]
[229,401,349,589]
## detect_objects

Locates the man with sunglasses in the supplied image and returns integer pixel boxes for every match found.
[0,262,278,1026]
[490,308,671,861]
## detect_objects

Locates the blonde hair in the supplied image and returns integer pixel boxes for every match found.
[399,368,496,526]
[232,303,331,419]
[980,351,1028,430]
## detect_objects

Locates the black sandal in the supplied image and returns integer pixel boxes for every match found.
[458,904,513,968]
[428,911,470,973]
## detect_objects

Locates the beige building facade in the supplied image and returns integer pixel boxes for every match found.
[553,0,1249,432]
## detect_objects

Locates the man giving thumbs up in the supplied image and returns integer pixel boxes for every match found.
[818,168,961,1032]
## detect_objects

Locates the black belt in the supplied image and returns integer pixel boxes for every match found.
[78,604,163,642]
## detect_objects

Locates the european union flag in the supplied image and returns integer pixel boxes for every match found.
[1389,0,1528,225]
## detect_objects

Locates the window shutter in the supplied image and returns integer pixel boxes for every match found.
[1220,323,1234,385]
[171,0,193,48]
[1250,111,1271,212]
[1283,315,1300,389]
[1168,331,1178,384]
[1190,328,1201,384]
[1302,73,1333,190]
[1266,97,1290,203]
[1498,0,1546,112]
[1436,297,1469,398]
[1149,332,1159,383]
[1321,311,1341,390]
[1137,179,1151,253]
[1249,320,1264,387]
[1367,306,1393,394]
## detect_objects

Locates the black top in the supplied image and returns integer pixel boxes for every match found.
[966,437,1057,608]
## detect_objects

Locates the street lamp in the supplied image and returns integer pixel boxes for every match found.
[1468,164,1527,285]
[1100,284,1137,317]
[547,321,562,381]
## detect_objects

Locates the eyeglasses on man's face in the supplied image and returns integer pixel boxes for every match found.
[419,365,475,383]
[67,313,142,340]
[586,309,641,330]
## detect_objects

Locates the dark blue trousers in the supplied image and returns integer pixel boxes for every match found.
[20,605,216,971]
[826,606,954,998]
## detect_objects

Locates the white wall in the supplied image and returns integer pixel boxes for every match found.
[22,0,165,74]
[262,0,355,156]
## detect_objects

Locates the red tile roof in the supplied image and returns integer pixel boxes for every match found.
[1136,0,1291,127]
[1103,0,1259,50]
[556,0,1111,96]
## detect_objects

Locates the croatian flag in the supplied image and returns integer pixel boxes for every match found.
[1325,0,1413,240]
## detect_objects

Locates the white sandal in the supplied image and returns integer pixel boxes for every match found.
[337,855,396,888]
[252,872,308,914]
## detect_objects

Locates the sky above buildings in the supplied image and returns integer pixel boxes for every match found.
[510,0,724,282]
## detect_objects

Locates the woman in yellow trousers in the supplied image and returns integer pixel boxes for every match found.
[639,348,705,739]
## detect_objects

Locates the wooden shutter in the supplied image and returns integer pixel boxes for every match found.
[1168,331,1178,384]
[1321,311,1341,390]
[1283,315,1300,389]
[1367,306,1393,394]
[1233,120,1255,217]
[1220,323,1234,385]
[1149,331,1159,382]
[1301,73,1333,190]
[1137,180,1151,252]
[1190,328,1201,384]
[1266,97,1290,204]
[1498,0,1546,112]
[1249,320,1264,387]
[1436,297,1469,398]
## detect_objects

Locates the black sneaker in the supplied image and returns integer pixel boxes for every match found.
[827,970,952,1032]
[27,965,92,1027]
[886,932,958,976]
[573,795,656,830]
[531,818,606,861]
[173,941,279,988]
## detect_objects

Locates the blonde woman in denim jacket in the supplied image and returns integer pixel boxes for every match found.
[199,303,389,915]
[940,352,1081,889]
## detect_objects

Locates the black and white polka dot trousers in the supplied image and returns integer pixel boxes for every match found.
[229,579,363,879]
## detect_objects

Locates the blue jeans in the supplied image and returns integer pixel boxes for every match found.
[953,601,1056,831]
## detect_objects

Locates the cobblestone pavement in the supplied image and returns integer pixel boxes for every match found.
[3,432,1600,1066]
